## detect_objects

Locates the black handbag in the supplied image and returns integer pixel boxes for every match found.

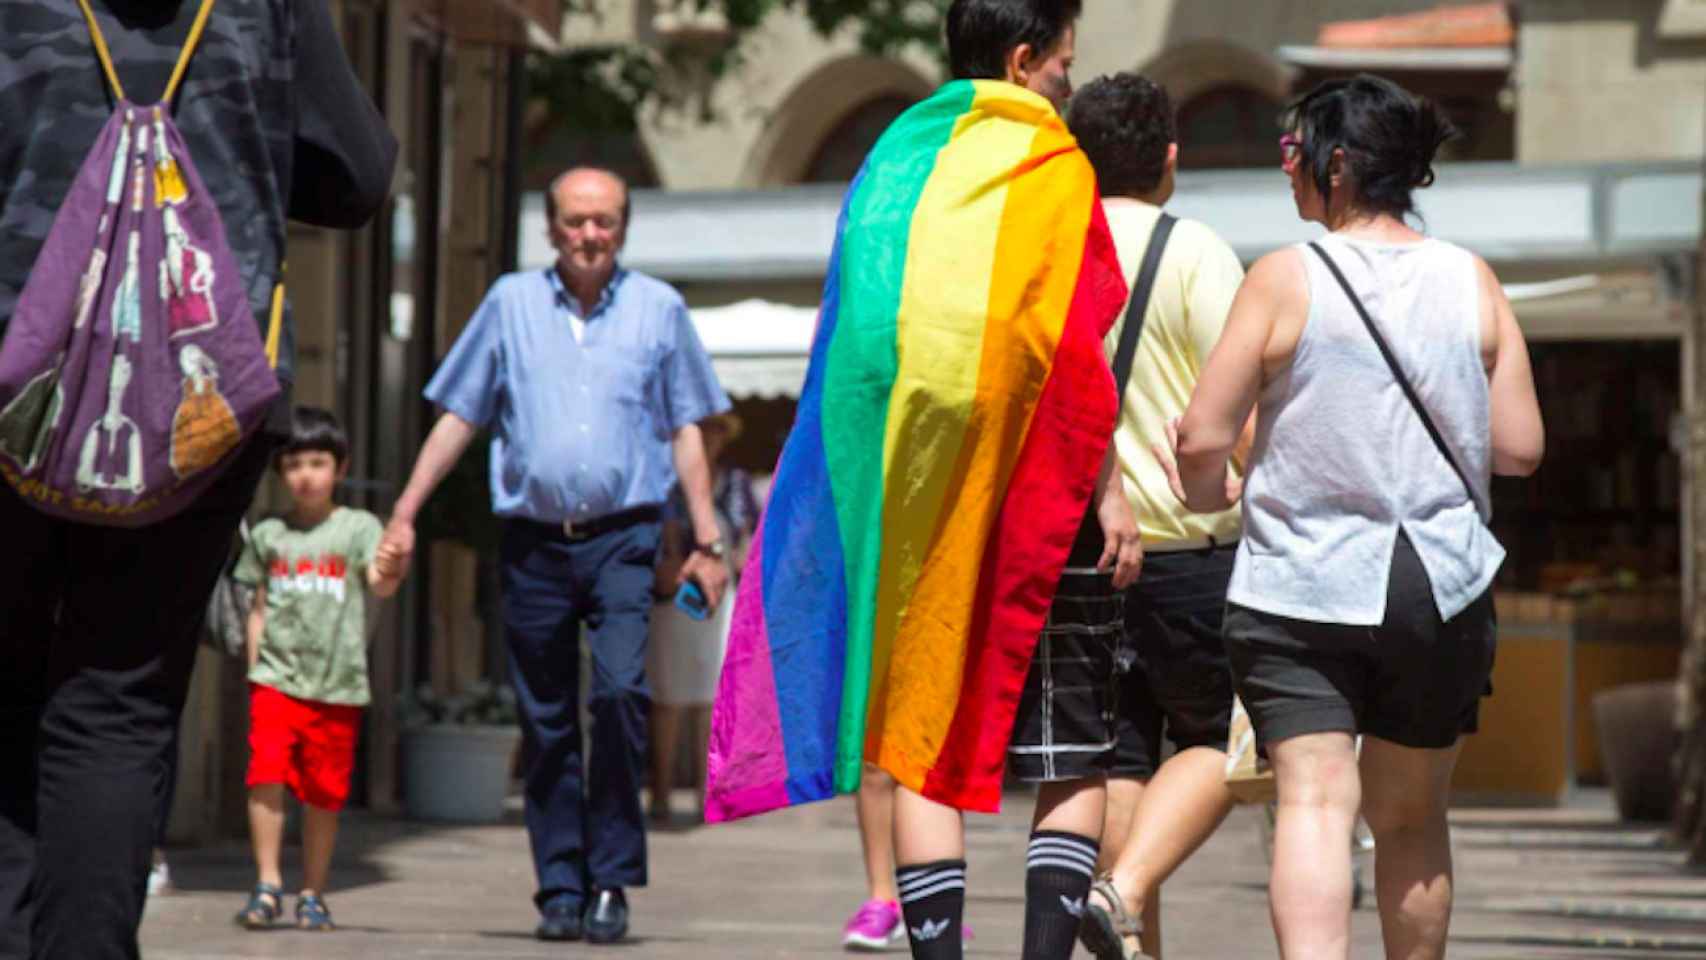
[201,519,256,658]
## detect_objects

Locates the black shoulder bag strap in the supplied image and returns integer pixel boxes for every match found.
[1306,241,1486,520]
[1110,213,1178,396]
[1072,213,1177,564]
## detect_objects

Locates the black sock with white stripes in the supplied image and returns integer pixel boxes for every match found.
[896,859,965,960]
[1022,830,1099,960]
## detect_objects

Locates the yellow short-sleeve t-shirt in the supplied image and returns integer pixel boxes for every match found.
[1103,198,1245,548]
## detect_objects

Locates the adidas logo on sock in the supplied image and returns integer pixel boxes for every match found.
[911,918,949,941]
[1059,895,1085,918]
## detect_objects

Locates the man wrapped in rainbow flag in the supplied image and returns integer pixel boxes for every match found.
[708,3,1141,958]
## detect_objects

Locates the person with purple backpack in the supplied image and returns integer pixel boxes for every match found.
[0,2,395,957]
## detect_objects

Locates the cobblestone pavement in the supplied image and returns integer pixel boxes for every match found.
[139,789,1706,958]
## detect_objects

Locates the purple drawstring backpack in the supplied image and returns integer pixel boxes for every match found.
[0,0,281,527]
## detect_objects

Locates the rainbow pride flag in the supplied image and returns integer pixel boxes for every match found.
[705,80,1127,821]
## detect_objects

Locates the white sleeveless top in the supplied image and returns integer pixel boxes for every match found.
[1226,234,1504,626]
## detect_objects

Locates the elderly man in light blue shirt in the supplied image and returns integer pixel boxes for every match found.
[382,167,730,945]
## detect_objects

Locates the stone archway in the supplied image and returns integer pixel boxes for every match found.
[1138,39,1295,107]
[741,55,935,187]
[1139,41,1296,170]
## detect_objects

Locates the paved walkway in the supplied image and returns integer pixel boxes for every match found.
[140,789,1706,958]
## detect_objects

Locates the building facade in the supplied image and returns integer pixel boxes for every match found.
[520,0,1706,803]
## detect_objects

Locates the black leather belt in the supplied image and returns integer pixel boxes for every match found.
[518,505,662,542]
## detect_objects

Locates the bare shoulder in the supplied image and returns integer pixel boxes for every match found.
[1236,248,1310,376]
[1241,248,1309,312]
[1249,247,1305,282]
[1465,249,1506,364]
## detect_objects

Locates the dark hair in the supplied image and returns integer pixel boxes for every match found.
[278,406,350,469]
[545,166,631,227]
[945,0,1081,81]
[1066,73,1175,198]
[1281,73,1457,220]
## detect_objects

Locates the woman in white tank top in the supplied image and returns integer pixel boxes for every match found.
[1155,75,1543,959]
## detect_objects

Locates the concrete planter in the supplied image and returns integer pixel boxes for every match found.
[401,724,521,823]
[1592,680,1679,822]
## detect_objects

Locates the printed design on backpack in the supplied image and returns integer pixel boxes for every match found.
[76,354,144,495]
[69,111,131,332]
[161,208,219,338]
[153,109,218,338]
[170,344,240,479]
[73,111,151,502]
[106,112,133,225]
[111,123,149,347]
[0,361,66,474]
[151,109,188,206]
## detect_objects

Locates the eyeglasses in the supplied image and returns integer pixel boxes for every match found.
[1279,134,1303,168]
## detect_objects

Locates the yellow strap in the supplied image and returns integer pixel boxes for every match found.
[75,0,125,101]
[264,267,285,370]
[76,0,216,105]
[163,0,217,104]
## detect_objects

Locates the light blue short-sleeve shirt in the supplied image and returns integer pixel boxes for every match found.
[424,266,730,524]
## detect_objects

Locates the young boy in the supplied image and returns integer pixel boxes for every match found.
[233,407,403,931]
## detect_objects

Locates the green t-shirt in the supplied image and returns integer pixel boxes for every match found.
[235,507,384,706]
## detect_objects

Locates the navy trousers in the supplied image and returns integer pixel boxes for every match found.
[500,517,661,912]
[0,436,271,960]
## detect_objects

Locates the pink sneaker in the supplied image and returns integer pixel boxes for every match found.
[841,899,903,952]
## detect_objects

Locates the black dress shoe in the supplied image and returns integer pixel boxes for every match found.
[583,888,629,944]
[535,901,583,941]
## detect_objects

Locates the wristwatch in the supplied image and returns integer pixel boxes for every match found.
[694,539,727,559]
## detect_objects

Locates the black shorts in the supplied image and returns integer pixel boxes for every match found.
[1111,542,1237,779]
[1223,532,1497,750]
[1008,567,1123,783]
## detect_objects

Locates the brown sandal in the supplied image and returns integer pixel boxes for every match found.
[1078,875,1150,960]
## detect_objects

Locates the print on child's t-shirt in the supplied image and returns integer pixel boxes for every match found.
[268,553,352,603]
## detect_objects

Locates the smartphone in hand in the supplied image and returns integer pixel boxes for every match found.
[674,578,710,621]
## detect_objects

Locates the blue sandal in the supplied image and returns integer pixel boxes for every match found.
[296,892,335,931]
[235,883,283,929]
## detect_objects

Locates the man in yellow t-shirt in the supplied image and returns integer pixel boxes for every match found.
[1064,73,1248,960]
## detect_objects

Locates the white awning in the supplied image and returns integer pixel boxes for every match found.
[1275,44,1513,71]
[690,300,816,399]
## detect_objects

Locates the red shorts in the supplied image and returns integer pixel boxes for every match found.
[246,683,363,810]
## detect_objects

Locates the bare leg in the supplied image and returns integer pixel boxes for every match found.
[893,781,963,866]
[688,705,712,817]
[1033,776,1107,836]
[1358,737,1461,960]
[300,804,339,895]
[1097,775,1144,874]
[649,702,682,822]
[858,765,900,901]
[1267,732,1360,960]
[247,784,286,890]
[1102,747,1235,958]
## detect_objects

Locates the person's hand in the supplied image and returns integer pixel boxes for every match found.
[373,543,400,580]
[1097,486,1143,589]
[679,549,730,611]
[378,517,416,580]
[1153,417,1190,506]
[1153,417,1242,510]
